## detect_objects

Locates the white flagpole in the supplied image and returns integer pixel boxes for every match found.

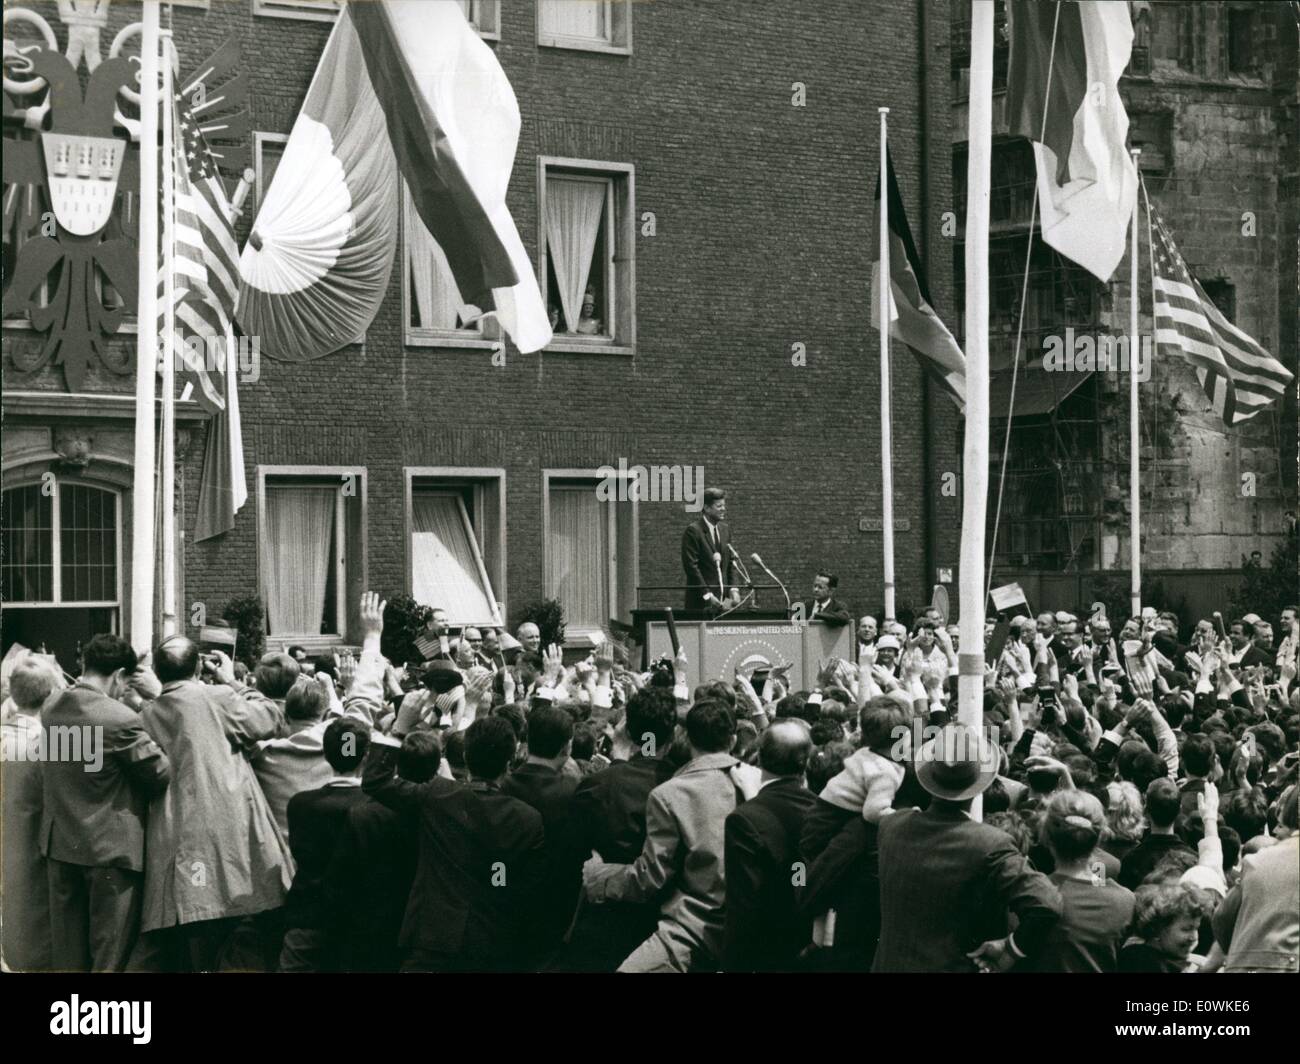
[130,2,160,653]
[160,31,177,639]
[958,0,993,771]
[1129,147,1142,620]
[878,107,895,623]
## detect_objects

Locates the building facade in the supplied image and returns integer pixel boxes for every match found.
[2,0,959,669]
[950,0,1298,618]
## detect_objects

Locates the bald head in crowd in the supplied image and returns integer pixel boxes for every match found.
[154,636,202,684]
[758,719,813,779]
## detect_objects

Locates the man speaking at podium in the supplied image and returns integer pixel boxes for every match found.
[682,487,739,611]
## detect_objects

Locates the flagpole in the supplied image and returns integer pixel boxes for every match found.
[1129,147,1141,620]
[878,107,895,623]
[130,2,160,654]
[958,1,993,773]
[160,31,177,639]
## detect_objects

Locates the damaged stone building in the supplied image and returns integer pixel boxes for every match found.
[951,0,1298,616]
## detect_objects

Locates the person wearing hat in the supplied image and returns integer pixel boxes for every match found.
[873,634,901,676]
[872,724,1062,972]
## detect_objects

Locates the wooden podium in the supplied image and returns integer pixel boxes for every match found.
[634,609,854,692]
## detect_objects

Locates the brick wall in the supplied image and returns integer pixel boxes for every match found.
[4,0,954,640]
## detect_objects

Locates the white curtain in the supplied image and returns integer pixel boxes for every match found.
[412,493,495,622]
[545,177,605,332]
[406,186,473,330]
[542,0,606,40]
[548,486,608,629]
[263,486,335,635]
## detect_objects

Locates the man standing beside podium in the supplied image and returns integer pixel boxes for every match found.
[798,571,852,627]
[681,488,738,611]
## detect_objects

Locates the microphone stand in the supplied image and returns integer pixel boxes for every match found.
[753,554,792,616]
[715,588,756,621]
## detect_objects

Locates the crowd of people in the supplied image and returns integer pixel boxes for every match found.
[2,589,1297,974]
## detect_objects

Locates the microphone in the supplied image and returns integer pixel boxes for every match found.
[751,553,791,614]
[728,544,753,587]
[712,552,724,604]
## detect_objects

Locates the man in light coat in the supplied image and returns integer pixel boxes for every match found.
[584,697,761,972]
[131,640,293,972]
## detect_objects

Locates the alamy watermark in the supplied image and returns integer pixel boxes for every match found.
[1043,327,1151,383]
[2,724,104,772]
[156,333,261,385]
[595,458,705,511]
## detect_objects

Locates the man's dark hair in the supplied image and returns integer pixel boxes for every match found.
[323,717,371,773]
[398,730,442,782]
[810,719,845,745]
[154,637,200,683]
[1118,742,1167,792]
[703,487,726,506]
[806,741,853,795]
[625,688,676,751]
[758,720,813,777]
[255,653,300,698]
[285,680,329,723]
[1223,789,1268,841]
[1228,619,1247,635]
[465,716,519,780]
[685,698,736,753]
[775,691,816,724]
[82,634,137,678]
[693,679,736,709]
[287,645,307,660]
[312,654,338,681]
[816,569,838,590]
[1181,734,1215,778]
[571,723,597,761]
[1145,777,1181,828]
[490,702,527,742]
[526,704,574,759]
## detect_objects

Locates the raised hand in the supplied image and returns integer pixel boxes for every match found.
[337,650,357,695]
[360,591,387,641]
[543,644,564,686]
[201,649,236,688]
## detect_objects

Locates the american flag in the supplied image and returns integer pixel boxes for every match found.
[160,89,240,414]
[1149,205,1292,425]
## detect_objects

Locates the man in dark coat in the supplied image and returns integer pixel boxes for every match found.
[681,487,736,611]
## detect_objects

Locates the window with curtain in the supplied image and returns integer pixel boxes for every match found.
[1,483,119,605]
[255,134,288,210]
[538,0,630,53]
[544,172,613,338]
[404,184,483,337]
[547,484,610,631]
[411,491,499,625]
[262,483,339,637]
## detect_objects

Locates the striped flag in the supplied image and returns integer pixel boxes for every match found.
[1149,204,1293,425]
[159,90,248,541]
[161,92,240,413]
[871,148,966,412]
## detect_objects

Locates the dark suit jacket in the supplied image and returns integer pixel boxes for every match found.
[322,797,417,972]
[284,783,370,931]
[500,761,585,958]
[39,683,171,872]
[362,742,544,970]
[681,517,734,609]
[873,803,1062,972]
[798,597,852,627]
[571,754,676,864]
[723,777,816,971]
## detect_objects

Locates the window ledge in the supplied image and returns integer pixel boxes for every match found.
[405,331,499,350]
[537,35,631,56]
[543,339,634,356]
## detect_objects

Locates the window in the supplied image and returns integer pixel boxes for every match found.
[402,185,498,348]
[254,132,288,210]
[253,0,340,22]
[258,468,366,644]
[2,483,120,606]
[406,469,505,627]
[537,0,631,55]
[1225,7,1256,76]
[1199,279,1236,323]
[457,0,501,40]
[543,470,637,645]
[538,159,635,354]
